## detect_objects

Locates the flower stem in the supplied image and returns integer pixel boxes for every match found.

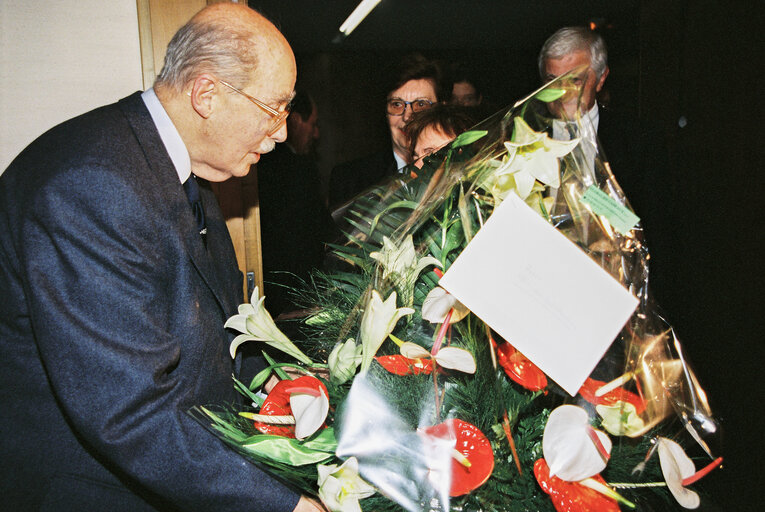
[502,411,522,476]
[484,324,497,370]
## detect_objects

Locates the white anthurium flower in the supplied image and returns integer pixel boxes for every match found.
[328,339,362,385]
[421,286,470,324]
[490,117,580,200]
[359,290,414,373]
[596,402,646,437]
[317,457,376,512]
[225,287,312,365]
[657,437,701,509]
[399,341,431,359]
[399,341,476,374]
[543,404,612,482]
[290,387,330,440]
[370,235,440,295]
[433,347,476,373]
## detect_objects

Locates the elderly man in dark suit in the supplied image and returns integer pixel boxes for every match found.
[0,4,323,512]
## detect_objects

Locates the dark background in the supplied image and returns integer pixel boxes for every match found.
[250,0,762,508]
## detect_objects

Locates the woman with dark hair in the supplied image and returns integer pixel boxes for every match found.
[405,104,480,169]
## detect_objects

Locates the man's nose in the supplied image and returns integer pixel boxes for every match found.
[272,122,288,143]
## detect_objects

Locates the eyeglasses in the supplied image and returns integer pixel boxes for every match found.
[219,80,292,136]
[386,98,434,116]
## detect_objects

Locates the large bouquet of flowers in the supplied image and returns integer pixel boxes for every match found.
[190,72,721,512]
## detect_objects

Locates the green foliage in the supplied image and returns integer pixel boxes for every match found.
[188,406,324,495]
[535,88,566,103]
[453,130,489,148]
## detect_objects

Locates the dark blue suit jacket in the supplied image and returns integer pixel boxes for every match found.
[0,92,300,511]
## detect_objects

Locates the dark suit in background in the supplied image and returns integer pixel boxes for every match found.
[0,93,300,511]
[328,149,397,210]
[257,143,337,316]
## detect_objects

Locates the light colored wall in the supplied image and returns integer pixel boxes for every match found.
[1,0,143,172]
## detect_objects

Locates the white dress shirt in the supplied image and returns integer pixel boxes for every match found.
[141,88,191,184]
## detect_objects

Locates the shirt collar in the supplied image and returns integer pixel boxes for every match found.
[393,150,408,173]
[589,103,600,132]
[552,103,600,141]
[141,88,191,183]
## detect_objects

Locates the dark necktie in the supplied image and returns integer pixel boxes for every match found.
[182,175,207,237]
[566,122,579,140]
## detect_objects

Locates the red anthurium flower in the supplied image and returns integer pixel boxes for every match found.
[375,354,434,376]
[495,340,548,391]
[254,376,329,438]
[534,459,620,512]
[422,419,494,496]
[578,378,646,414]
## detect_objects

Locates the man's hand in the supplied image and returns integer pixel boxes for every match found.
[293,495,327,512]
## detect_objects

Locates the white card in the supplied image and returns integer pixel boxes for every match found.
[439,193,638,396]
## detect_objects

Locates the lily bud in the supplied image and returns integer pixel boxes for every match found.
[328,339,362,385]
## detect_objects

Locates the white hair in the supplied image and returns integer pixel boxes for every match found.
[155,15,258,91]
[538,26,608,79]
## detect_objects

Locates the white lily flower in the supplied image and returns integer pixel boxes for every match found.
[543,405,612,481]
[487,117,580,200]
[399,341,475,374]
[317,457,375,512]
[370,235,440,304]
[290,387,329,440]
[657,437,701,509]
[359,290,414,373]
[225,287,312,365]
[421,286,470,324]
[328,339,362,385]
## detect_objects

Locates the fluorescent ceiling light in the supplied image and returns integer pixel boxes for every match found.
[338,0,382,36]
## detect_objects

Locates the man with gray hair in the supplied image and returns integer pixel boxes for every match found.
[539,26,609,122]
[538,26,671,326]
[537,26,659,219]
[0,3,323,511]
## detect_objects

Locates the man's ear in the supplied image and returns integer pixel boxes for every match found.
[189,74,217,119]
[595,66,610,92]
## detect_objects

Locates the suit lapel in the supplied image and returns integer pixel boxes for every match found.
[117,93,237,316]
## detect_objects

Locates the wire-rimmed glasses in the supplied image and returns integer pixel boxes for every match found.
[386,98,434,116]
[219,80,292,136]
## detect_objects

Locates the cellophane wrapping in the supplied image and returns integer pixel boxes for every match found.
[190,72,720,512]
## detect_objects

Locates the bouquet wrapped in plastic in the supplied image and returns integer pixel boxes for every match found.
[190,71,721,512]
